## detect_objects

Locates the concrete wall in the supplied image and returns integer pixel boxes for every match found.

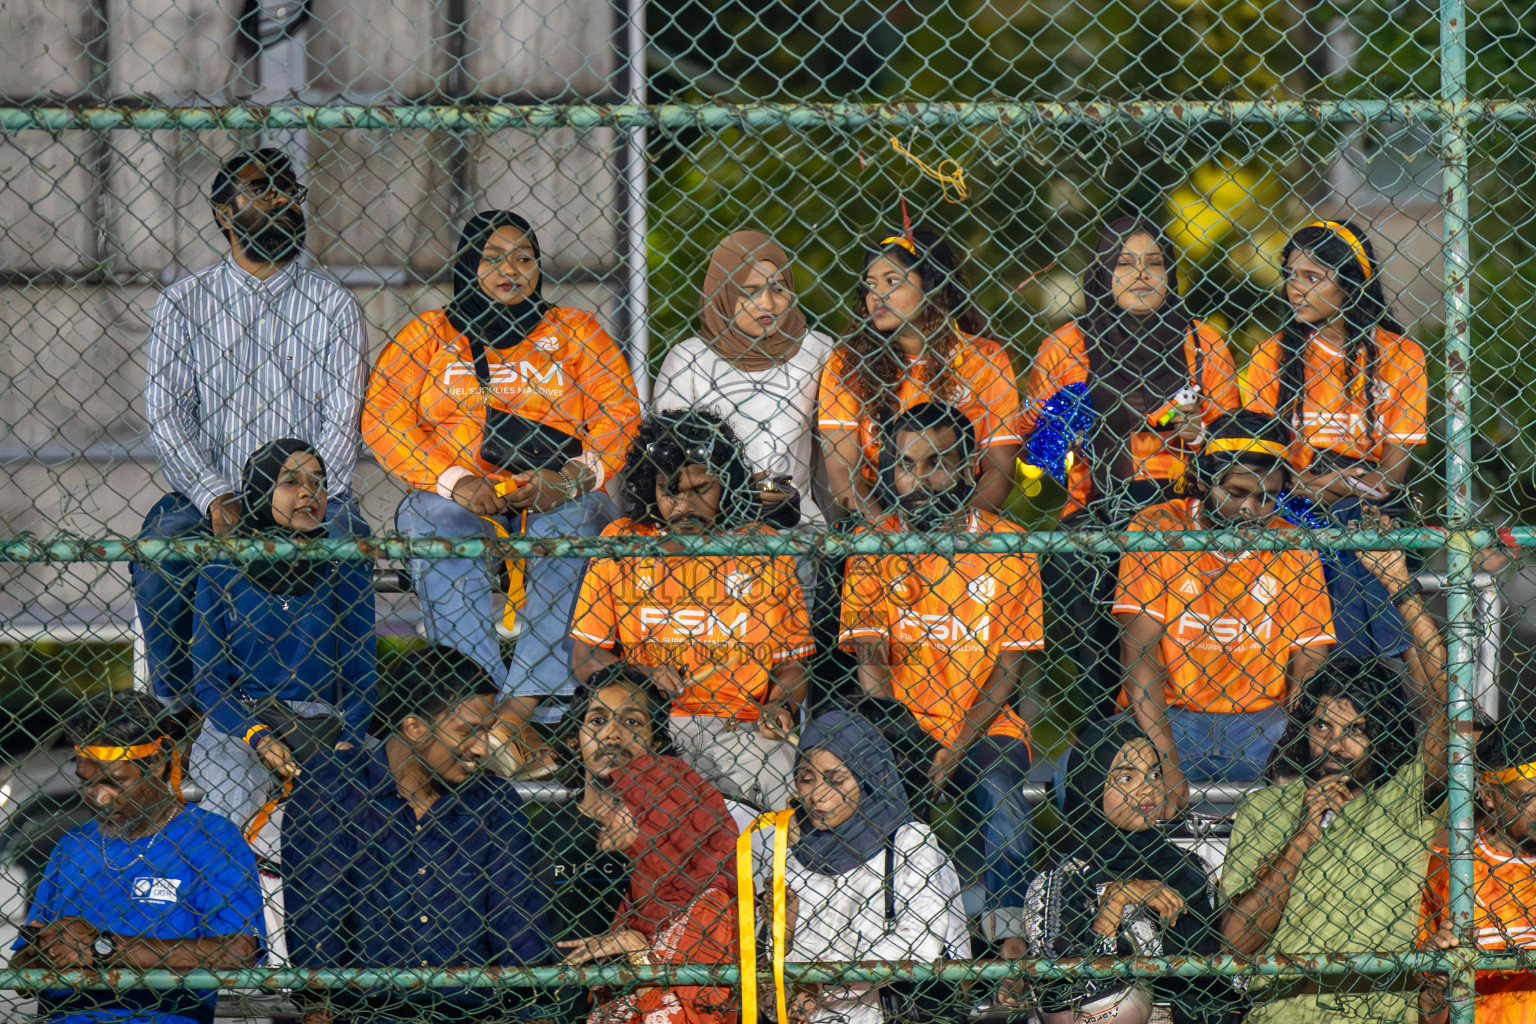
[0,0,629,626]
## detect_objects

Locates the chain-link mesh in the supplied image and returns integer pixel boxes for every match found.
[1,0,1533,1023]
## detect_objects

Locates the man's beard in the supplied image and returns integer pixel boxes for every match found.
[897,485,969,531]
[664,512,712,533]
[232,205,306,264]
[1306,750,1370,787]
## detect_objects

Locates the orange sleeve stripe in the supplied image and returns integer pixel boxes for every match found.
[772,644,818,663]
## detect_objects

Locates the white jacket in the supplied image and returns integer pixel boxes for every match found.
[754,821,970,1024]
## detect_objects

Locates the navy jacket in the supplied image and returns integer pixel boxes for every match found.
[191,561,376,747]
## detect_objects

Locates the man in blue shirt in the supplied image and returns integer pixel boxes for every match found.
[284,645,550,1022]
[9,692,266,1024]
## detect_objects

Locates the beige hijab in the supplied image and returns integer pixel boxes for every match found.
[698,231,808,372]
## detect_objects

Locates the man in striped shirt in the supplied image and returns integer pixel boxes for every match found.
[134,148,369,706]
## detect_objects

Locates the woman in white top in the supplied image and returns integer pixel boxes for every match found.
[652,231,836,526]
[759,708,969,1024]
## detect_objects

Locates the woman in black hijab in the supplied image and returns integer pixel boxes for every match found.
[189,439,376,842]
[444,210,554,350]
[364,210,641,759]
[1027,217,1244,718]
[1007,716,1242,1023]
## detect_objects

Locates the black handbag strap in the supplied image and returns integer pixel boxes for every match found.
[466,332,494,395]
[883,836,897,925]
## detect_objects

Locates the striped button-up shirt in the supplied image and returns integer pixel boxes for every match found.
[144,258,368,512]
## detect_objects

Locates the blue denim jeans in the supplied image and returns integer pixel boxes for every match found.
[396,488,615,704]
[950,734,1033,921]
[131,492,369,705]
[1166,703,1288,783]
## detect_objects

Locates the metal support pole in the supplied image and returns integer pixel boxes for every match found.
[621,0,651,400]
[1439,0,1476,1011]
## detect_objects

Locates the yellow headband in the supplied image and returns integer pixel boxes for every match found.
[879,235,919,257]
[1485,762,1536,787]
[76,739,168,762]
[1203,437,1290,459]
[1305,220,1373,280]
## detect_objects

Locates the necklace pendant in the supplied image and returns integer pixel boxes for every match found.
[282,597,290,612]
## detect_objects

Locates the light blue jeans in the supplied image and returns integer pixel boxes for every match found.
[396,489,615,705]
[1165,703,1289,783]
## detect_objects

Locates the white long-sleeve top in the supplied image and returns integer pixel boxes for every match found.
[754,821,970,1024]
[652,332,835,524]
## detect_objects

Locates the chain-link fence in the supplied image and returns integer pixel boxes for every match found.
[2,0,1536,1022]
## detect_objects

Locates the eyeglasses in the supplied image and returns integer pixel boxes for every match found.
[232,177,309,205]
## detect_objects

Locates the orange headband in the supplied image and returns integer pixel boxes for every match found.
[1305,220,1373,280]
[77,740,167,761]
[1203,437,1290,459]
[1484,762,1536,787]
[76,736,184,802]
[879,235,919,257]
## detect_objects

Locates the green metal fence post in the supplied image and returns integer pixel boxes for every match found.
[1440,0,1477,1012]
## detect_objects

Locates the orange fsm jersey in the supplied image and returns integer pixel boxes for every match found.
[363,307,642,494]
[839,509,1044,749]
[1422,839,1536,1022]
[1019,319,1241,516]
[1112,500,1335,713]
[1242,326,1428,463]
[570,520,813,721]
[817,333,1023,482]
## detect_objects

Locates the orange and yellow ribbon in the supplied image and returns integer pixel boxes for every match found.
[1484,761,1536,787]
[1203,437,1290,459]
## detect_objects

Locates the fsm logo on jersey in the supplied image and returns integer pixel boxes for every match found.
[967,574,997,602]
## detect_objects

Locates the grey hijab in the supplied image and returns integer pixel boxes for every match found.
[793,708,914,876]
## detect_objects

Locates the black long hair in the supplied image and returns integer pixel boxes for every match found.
[618,407,755,527]
[837,226,986,422]
[1277,221,1406,451]
[1265,659,1418,789]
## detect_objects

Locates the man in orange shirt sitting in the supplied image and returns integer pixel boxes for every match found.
[569,409,812,810]
[840,400,1044,936]
[1114,410,1335,797]
[1421,717,1536,1024]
